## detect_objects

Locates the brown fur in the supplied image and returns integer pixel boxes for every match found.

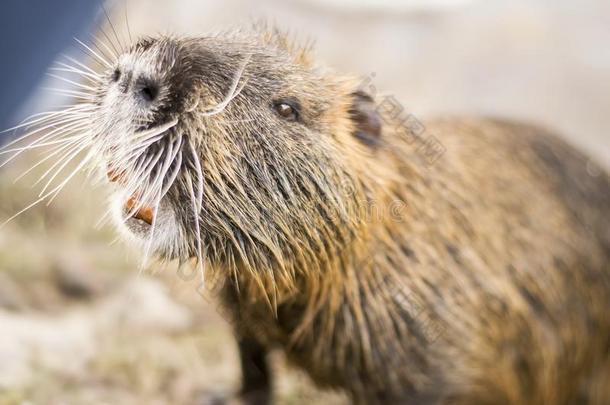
[222,116,610,404]
[89,29,610,404]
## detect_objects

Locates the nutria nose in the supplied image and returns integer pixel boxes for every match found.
[135,78,159,103]
[114,68,159,103]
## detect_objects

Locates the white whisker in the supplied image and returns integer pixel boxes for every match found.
[159,137,183,198]
[74,38,113,68]
[37,140,90,195]
[0,105,92,136]
[160,151,182,199]
[132,118,179,141]
[93,33,119,61]
[0,121,88,169]
[0,135,83,156]
[42,87,92,97]
[201,54,251,116]
[63,55,99,76]
[0,151,94,229]
[46,150,95,203]
[188,139,205,282]
[46,73,99,92]
[13,139,84,184]
[50,66,102,83]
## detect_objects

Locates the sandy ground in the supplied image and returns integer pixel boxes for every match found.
[0,0,609,404]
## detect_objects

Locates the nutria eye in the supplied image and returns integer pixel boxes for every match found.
[111,68,121,82]
[273,100,299,122]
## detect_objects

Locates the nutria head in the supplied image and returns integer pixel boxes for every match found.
[90,31,385,292]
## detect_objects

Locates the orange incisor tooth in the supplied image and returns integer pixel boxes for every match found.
[106,167,127,184]
[125,196,154,225]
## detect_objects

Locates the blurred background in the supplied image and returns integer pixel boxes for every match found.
[0,0,608,404]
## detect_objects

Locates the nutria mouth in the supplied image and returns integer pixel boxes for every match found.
[107,167,154,225]
[124,196,154,225]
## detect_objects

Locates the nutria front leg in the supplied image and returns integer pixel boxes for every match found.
[236,335,272,405]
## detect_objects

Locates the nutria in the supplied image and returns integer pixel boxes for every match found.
[8,27,610,404]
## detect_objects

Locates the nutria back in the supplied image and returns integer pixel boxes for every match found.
[17,27,609,404]
[222,114,610,404]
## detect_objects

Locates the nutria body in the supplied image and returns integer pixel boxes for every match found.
[81,29,610,404]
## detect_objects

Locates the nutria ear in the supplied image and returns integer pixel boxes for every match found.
[348,91,382,147]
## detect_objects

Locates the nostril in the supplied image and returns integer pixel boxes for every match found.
[111,68,121,82]
[139,82,159,102]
